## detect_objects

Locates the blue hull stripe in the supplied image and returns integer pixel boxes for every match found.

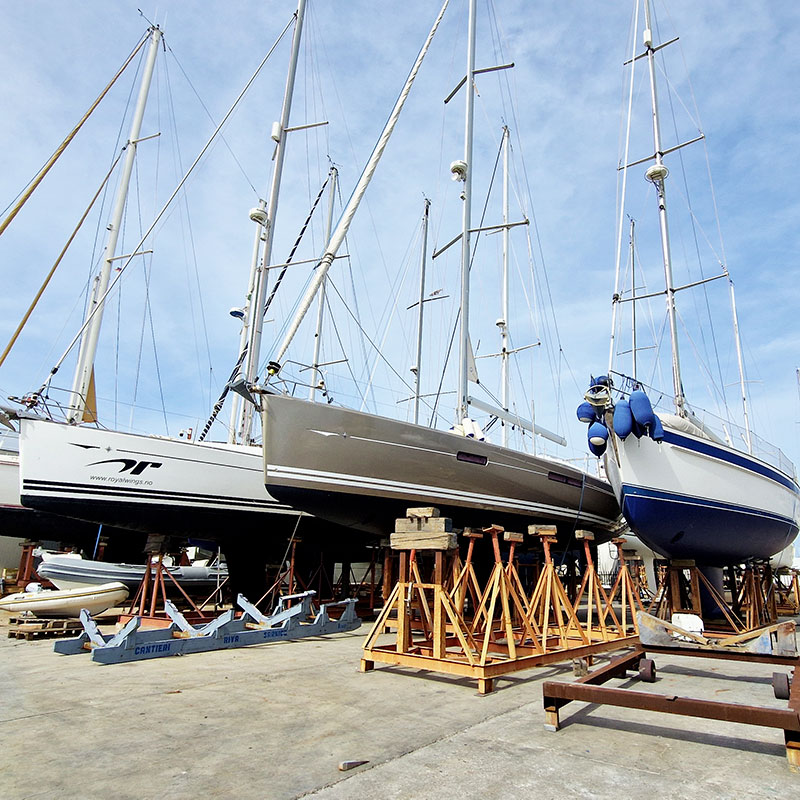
[621,484,795,526]
[620,483,799,563]
[662,430,800,495]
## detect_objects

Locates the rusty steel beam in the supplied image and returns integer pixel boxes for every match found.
[643,644,799,667]
[542,680,800,731]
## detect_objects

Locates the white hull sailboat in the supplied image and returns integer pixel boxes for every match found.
[11,4,370,574]
[18,419,301,540]
[581,0,799,566]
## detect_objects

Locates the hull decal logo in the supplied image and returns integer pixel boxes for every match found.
[88,458,163,476]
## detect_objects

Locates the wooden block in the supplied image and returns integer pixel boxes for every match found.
[528,524,557,536]
[390,531,457,551]
[405,506,440,518]
[394,517,452,533]
[463,527,483,539]
[575,530,595,541]
[611,537,628,546]
[504,531,524,543]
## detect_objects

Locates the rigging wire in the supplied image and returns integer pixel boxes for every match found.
[652,4,727,422]
[163,47,215,416]
[0,152,123,369]
[164,44,260,198]
[0,30,150,236]
[197,173,331,441]
[32,15,296,404]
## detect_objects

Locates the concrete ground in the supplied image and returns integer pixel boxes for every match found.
[0,609,797,800]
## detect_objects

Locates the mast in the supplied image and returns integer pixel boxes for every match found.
[728,278,752,452]
[309,167,339,402]
[630,217,637,380]
[499,126,510,446]
[236,0,308,444]
[642,0,685,415]
[227,199,266,442]
[413,198,431,424]
[270,0,450,366]
[68,25,162,423]
[456,0,477,424]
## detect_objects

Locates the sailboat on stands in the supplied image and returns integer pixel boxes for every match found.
[258,0,620,544]
[0,27,165,558]
[578,0,799,566]
[10,5,339,589]
[10,1,447,593]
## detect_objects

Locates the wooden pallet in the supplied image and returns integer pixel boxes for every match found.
[8,618,83,640]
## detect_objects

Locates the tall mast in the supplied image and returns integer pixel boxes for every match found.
[68,26,162,423]
[499,126,510,446]
[413,198,431,424]
[236,0,307,444]
[227,198,266,442]
[642,0,684,414]
[630,217,637,380]
[728,278,752,452]
[270,0,450,366]
[456,0,477,424]
[309,167,339,402]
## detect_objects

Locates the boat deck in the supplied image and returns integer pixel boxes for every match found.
[1,607,798,798]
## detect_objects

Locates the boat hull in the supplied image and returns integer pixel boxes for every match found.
[18,419,304,541]
[36,553,227,593]
[2,445,151,558]
[605,425,800,565]
[261,394,620,542]
[0,581,129,616]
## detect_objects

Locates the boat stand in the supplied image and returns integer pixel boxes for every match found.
[649,560,748,632]
[776,569,800,617]
[542,622,800,772]
[732,561,779,629]
[54,590,361,664]
[601,537,646,635]
[573,531,632,643]
[122,550,210,628]
[360,510,637,694]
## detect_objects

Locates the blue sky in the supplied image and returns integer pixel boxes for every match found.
[1,0,799,482]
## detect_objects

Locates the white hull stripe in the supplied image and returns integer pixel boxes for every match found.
[267,464,613,526]
[663,430,800,494]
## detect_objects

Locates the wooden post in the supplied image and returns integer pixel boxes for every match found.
[382,542,393,603]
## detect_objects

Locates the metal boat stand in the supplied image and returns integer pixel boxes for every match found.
[122,537,212,627]
[602,537,647,635]
[360,510,638,694]
[542,621,800,772]
[572,530,636,643]
[776,569,800,617]
[54,590,361,664]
